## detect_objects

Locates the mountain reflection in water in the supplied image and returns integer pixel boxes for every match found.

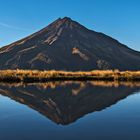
[0,81,140,125]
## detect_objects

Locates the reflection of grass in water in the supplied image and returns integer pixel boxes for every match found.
[1,81,140,89]
[0,69,140,82]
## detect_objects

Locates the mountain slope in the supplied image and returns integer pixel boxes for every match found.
[0,17,140,70]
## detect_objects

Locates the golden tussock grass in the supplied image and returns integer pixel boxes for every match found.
[0,69,140,82]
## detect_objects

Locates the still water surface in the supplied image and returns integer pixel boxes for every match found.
[0,81,140,140]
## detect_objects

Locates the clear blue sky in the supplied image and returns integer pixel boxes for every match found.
[0,0,140,51]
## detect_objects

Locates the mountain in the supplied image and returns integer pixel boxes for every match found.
[0,82,139,125]
[0,17,140,70]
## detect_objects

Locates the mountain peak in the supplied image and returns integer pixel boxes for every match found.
[61,17,72,22]
[50,17,81,30]
[0,17,140,71]
[51,17,73,25]
[39,17,82,45]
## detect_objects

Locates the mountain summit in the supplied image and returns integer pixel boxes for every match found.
[0,17,140,70]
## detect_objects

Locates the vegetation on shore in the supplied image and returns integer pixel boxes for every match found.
[0,69,140,82]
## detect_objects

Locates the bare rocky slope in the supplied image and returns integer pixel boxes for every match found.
[0,17,140,70]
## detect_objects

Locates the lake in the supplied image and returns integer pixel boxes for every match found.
[0,81,140,140]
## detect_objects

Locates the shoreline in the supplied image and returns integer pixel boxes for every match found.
[0,70,140,83]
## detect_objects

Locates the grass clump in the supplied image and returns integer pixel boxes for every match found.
[0,69,140,82]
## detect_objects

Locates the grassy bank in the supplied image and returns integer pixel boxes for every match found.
[0,70,140,82]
